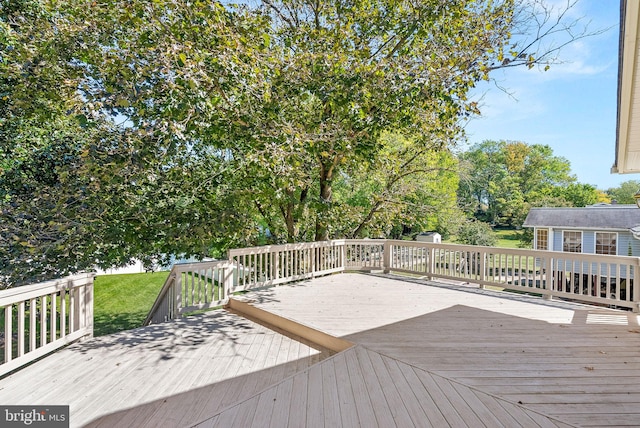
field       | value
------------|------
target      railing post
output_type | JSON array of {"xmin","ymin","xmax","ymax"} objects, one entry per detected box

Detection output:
[
  {"xmin": 85, "ymin": 276, "xmax": 94, "ymax": 338},
  {"xmin": 479, "ymin": 249, "xmax": 486, "ymax": 289},
  {"xmin": 272, "ymin": 252, "xmax": 278, "ymax": 281},
  {"xmin": 311, "ymin": 247, "xmax": 317, "ymax": 275},
  {"xmin": 222, "ymin": 264, "xmax": 234, "ymax": 302},
  {"xmin": 166, "ymin": 274, "xmax": 176, "ymax": 321},
  {"xmin": 71, "ymin": 289, "xmax": 79, "ymax": 334},
  {"xmin": 427, "ymin": 247, "xmax": 435, "ymax": 280},
  {"xmin": 633, "ymin": 259, "xmax": 640, "ymax": 313},
  {"xmin": 175, "ymin": 273, "xmax": 183, "ymax": 318},
  {"xmin": 383, "ymin": 240, "xmax": 391, "ymax": 273},
  {"xmin": 543, "ymin": 255, "xmax": 553, "ymax": 301},
  {"xmin": 340, "ymin": 241, "xmax": 347, "ymax": 272},
  {"xmin": 4, "ymin": 305, "xmax": 12, "ymax": 364},
  {"xmin": 78, "ymin": 285, "xmax": 86, "ymax": 335}
]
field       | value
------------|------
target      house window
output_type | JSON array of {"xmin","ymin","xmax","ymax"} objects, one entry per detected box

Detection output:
[
  {"xmin": 563, "ymin": 231, "xmax": 582, "ymax": 253},
  {"xmin": 535, "ymin": 229, "xmax": 548, "ymax": 250},
  {"xmin": 595, "ymin": 232, "xmax": 617, "ymax": 255}
]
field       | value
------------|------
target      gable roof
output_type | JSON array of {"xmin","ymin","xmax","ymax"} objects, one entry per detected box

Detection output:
[{"xmin": 523, "ymin": 204, "xmax": 640, "ymax": 229}]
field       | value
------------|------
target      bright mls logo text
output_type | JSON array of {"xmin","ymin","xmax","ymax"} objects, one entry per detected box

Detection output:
[{"xmin": 1, "ymin": 406, "xmax": 69, "ymax": 427}]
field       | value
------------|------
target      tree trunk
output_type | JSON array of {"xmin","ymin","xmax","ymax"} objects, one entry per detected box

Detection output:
[
  {"xmin": 315, "ymin": 162, "xmax": 333, "ymax": 241},
  {"xmin": 284, "ymin": 202, "xmax": 296, "ymax": 243}
]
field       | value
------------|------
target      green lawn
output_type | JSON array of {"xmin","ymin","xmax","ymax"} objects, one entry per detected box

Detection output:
[
  {"xmin": 443, "ymin": 228, "xmax": 527, "ymax": 249},
  {"xmin": 93, "ymin": 271, "xmax": 170, "ymax": 336},
  {"xmin": 494, "ymin": 229, "xmax": 523, "ymax": 249}
]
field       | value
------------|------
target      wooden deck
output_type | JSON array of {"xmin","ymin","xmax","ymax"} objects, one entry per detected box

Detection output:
[
  {"xmin": 0, "ymin": 310, "xmax": 333, "ymax": 427},
  {"xmin": 195, "ymin": 345, "xmax": 571, "ymax": 428},
  {"xmin": 2, "ymin": 272, "xmax": 640, "ymax": 427},
  {"xmin": 241, "ymin": 273, "xmax": 640, "ymax": 427}
]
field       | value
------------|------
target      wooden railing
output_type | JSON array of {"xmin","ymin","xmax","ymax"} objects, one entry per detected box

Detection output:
[
  {"xmin": 146, "ymin": 239, "xmax": 640, "ymax": 323},
  {"xmin": 228, "ymin": 241, "xmax": 345, "ymax": 291},
  {"xmin": 343, "ymin": 239, "xmax": 386, "ymax": 271},
  {"xmin": 0, "ymin": 273, "xmax": 94, "ymax": 377},
  {"xmin": 384, "ymin": 240, "xmax": 640, "ymax": 311},
  {"xmin": 145, "ymin": 260, "xmax": 234, "ymax": 325}
]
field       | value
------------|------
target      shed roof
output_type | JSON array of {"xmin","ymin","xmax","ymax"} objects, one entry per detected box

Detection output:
[{"xmin": 523, "ymin": 205, "xmax": 640, "ymax": 230}]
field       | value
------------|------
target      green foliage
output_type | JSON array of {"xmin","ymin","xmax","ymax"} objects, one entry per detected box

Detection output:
[
  {"xmin": 1, "ymin": 0, "xmax": 596, "ymax": 285},
  {"xmin": 606, "ymin": 180, "xmax": 640, "ymax": 204},
  {"xmin": 549, "ymin": 183, "xmax": 599, "ymax": 207},
  {"xmin": 0, "ymin": 0, "xmax": 261, "ymax": 285},
  {"xmin": 456, "ymin": 220, "xmax": 497, "ymax": 246},
  {"xmin": 458, "ymin": 140, "xmax": 581, "ymax": 227},
  {"xmin": 329, "ymin": 132, "xmax": 460, "ymax": 239},
  {"xmin": 234, "ymin": 0, "xmax": 519, "ymax": 241},
  {"xmin": 519, "ymin": 227, "xmax": 534, "ymax": 248}
]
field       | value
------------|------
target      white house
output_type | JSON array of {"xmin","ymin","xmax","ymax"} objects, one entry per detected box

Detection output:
[{"xmin": 523, "ymin": 204, "xmax": 640, "ymax": 256}]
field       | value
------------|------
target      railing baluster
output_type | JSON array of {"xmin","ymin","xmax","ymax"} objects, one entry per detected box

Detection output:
[
  {"xmin": 50, "ymin": 292, "xmax": 56, "ymax": 343},
  {"xmin": 5, "ymin": 305, "xmax": 12, "ymax": 363},
  {"xmin": 30, "ymin": 298, "xmax": 36, "ymax": 351},
  {"xmin": 40, "ymin": 295, "xmax": 47, "ymax": 347},
  {"xmin": 17, "ymin": 301, "xmax": 25, "ymax": 357},
  {"xmin": 60, "ymin": 289, "xmax": 66, "ymax": 338}
]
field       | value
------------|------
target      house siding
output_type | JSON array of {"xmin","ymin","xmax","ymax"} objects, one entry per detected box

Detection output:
[
  {"xmin": 535, "ymin": 227, "xmax": 640, "ymax": 257},
  {"xmin": 620, "ymin": 233, "xmax": 640, "ymax": 256},
  {"xmin": 552, "ymin": 230, "xmax": 563, "ymax": 252},
  {"xmin": 583, "ymin": 231, "xmax": 595, "ymax": 254}
]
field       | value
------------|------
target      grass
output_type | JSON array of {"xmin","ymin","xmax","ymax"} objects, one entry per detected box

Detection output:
[
  {"xmin": 443, "ymin": 228, "xmax": 527, "ymax": 249},
  {"xmin": 93, "ymin": 271, "xmax": 170, "ymax": 336},
  {"xmin": 494, "ymin": 229, "xmax": 524, "ymax": 249}
]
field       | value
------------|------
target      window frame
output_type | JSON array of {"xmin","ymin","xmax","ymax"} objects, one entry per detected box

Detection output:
[
  {"xmin": 595, "ymin": 231, "xmax": 617, "ymax": 256},
  {"xmin": 562, "ymin": 230, "xmax": 582, "ymax": 253},
  {"xmin": 535, "ymin": 228, "xmax": 549, "ymax": 251}
]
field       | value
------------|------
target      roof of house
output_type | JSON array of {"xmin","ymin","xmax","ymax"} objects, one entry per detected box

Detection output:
[
  {"xmin": 523, "ymin": 204, "xmax": 640, "ymax": 229},
  {"xmin": 614, "ymin": 0, "xmax": 640, "ymax": 174}
]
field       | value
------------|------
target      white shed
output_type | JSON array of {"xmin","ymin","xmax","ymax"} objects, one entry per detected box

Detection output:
[{"xmin": 415, "ymin": 232, "xmax": 441, "ymax": 243}]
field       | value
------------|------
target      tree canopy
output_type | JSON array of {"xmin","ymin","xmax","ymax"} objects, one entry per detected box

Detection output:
[
  {"xmin": 606, "ymin": 180, "xmax": 640, "ymax": 205},
  {"xmin": 458, "ymin": 140, "xmax": 599, "ymax": 226},
  {"xmin": 1, "ymin": 0, "xmax": 598, "ymax": 286}
]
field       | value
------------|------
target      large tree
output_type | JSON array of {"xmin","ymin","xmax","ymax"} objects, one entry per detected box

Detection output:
[
  {"xmin": 0, "ymin": 1, "xmax": 104, "ymax": 285},
  {"xmin": 1, "ymin": 0, "xmax": 597, "ymax": 284},
  {"xmin": 458, "ymin": 140, "xmax": 584, "ymax": 226},
  {"xmin": 0, "ymin": 0, "xmax": 262, "ymax": 285},
  {"xmin": 606, "ymin": 180, "xmax": 640, "ymax": 205}
]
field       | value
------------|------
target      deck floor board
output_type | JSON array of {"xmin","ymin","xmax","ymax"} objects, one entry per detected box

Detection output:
[
  {"xmin": 0, "ymin": 310, "xmax": 331, "ymax": 427},
  {"xmin": 244, "ymin": 273, "xmax": 640, "ymax": 427},
  {"xmin": 3, "ymin": 272, "xmax": 640, "ymax": 426}
]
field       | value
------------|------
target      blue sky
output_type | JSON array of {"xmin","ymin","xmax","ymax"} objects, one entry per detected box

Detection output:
[{"xmin": 463, "ymin": 0, "xmax": 626, "ymax": 190}]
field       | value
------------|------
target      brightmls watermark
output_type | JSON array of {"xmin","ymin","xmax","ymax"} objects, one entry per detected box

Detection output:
[{"xmin": 1, "ymin": 406, "xmax": 69, "ymax": 427}]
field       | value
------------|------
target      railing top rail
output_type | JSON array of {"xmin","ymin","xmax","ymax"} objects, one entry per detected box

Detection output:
[
  {"xmin": 0, "ymin": 272, "xmax": 95, "ymax": 307},
  {"xmin": 228, "ymin": 240, "xmax": 346, "ymax": 257},
  {"xmin": 385, "ymin": 239, "xmax": 640, "ymax": 264},
  {"xmin": 343, "ymin": 239, "xmax": 386, "ymax": 245},
  {"xmin": 171, "ymin": 260, "xmax": 232, "ymax": 273}
]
